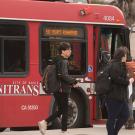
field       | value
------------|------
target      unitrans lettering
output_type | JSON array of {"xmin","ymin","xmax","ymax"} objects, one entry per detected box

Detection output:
[{"xmin": 0, "ymin": 84, "xmax": 39, "ymax": 96}]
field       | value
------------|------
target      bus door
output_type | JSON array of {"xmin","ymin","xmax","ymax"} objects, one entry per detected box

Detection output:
[{"xmin": 94, "ymin": 25, "xmax": 129, "ymax": 120}]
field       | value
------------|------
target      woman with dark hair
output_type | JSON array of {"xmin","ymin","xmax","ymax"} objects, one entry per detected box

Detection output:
[{"xmin": 105, "ymin": 47, "xmax": 134, "ymax": 135}]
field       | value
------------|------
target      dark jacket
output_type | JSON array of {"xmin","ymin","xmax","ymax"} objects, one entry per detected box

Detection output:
[
  {"xmin": 108, "ymin": 60, "xmax": 129, "ymax": 102},
  {"xmin": 55, "ymin": 55, "xmax": 77, "ymax": 93}
]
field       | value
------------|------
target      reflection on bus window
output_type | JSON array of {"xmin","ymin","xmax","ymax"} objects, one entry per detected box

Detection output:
[
  {"xmin": 0, "ymin": 22, "xmax": 27, "ymax": 75},
  {"xmin": 40, "ymin": 23, "xmax": 86, "ymax": 75}
]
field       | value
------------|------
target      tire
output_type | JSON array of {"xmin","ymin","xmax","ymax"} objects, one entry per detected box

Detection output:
[
  {"xmin": 51, "ymin": 91, "xmax": 84, "ymax": 129},
  {"xmin": 67, "ymin": 92, "xmax": 84, "ymax": 128}
]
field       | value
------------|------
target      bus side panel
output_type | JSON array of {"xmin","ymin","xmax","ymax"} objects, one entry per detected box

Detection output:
[
  {"xmin": 0, "ymin": 22, "xmax": 53, "ymax": 127},
  {"xmin": 0, "ymin": 96, "xmax": 52, "ymax": 127}
]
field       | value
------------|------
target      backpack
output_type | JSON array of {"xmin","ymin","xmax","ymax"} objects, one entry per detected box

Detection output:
[
  {"xmin": 95, "ymin": 64, "xmax": 112, "ymax": 96},
  {"xmin": 41, "ymin": 63, "xmax": 60, "ymax": 94}
]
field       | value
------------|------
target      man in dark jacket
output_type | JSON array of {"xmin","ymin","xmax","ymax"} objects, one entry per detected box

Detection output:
[
  {"xmin": 38, "ymin": 42, "xmax": 78, "ymax": 135},
  {"xmin": 105, "ymin": 47, "xmax": 134, "ymax": 135}
]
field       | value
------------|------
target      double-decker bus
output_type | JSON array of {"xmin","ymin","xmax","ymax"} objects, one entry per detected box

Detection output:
[{"xmin": 0, "ymin": 0, "xmax": 132, "ymax": 129}]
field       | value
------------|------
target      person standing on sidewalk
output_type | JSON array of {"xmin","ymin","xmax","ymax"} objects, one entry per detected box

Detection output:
[
  {"xmin": 125, "ymin": 83, "xmax": 135, "ymax": 129},
  {"xmin": 38, "ymin": 42, "xmax": 78, "ymax": 135},
  {"xmin": 105, "ymin": 47, "xmax": 134, "ymax": 135}
]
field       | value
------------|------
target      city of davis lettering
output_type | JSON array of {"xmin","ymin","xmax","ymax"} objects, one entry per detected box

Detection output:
[{"xmin": 0, "ymin": 81, "xmax": 39, "ymax": 96}]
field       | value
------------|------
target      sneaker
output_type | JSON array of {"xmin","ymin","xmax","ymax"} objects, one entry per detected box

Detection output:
[
  {"xmin": 60, "ymin": 131, "xmax": 69, "ymax": 135},
  {"xmin": 125, "ymin": 119, "xmax": 134, "ymax": 129},
  {"xmin": 38, "ymin": 120, "xmax": 47, "ymax": 135}
]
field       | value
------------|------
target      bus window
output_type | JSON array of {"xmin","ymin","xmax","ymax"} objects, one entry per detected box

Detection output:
[
  {"xmin": 40, "ymin": 23, "xmax": 87, "ymax": 75},
  {"xmin": 4, "ymin": 40, "xmax": 26, "ymax": 72},
  {"xmin": 68, "ymin": 41, "xmax": 86, "ymax": 75},
  {"xmin": 100, "ymin": 29, "xmax": 112, "ymax": 52},
  {"xmin": 99, "ymin": 27, "xmax": 125, "ymax": 50},
  {"xmin": 96, "ymin": 26, "xmax": 126, "ymax": 70},
  {"xmin": 0, "ymin": 22, "xmax": 28, "ymax": 75}
]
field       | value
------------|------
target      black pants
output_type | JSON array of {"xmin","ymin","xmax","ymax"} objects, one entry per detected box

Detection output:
[
  {"xmin": 46, "ymin": 92, "xmax": 69, "ymax": 131},
  {"xmin": 106, "ymin": 99, "xmax": 129, "ymax": 135}
]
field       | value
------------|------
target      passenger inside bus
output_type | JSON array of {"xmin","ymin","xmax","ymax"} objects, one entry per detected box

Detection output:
[{"xmin": 7, "ymin": 58, "xmax": 24, "ymax": 72}]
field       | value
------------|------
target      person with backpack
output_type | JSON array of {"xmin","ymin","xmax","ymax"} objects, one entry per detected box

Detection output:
[
  {"xmin": 38, "ymin": 42, "xmax": 78, "ymax": 135},
  {"xmin": 105, "ymin": 47, "xmax": 134, "ymax": 135}
]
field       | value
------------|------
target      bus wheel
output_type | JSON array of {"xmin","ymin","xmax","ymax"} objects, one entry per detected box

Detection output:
[
  {"xmin": 67, "ymin": 92, "xmax": 84, "ymax": 128},
  {"xmin": 51, "ymin": 92, "xmax": 84, "ymax": 129}
]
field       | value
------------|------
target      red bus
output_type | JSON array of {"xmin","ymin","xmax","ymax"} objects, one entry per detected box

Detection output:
[{"xmin": 0, "ymin": 0, "xmax": 131, "ymax": 129}]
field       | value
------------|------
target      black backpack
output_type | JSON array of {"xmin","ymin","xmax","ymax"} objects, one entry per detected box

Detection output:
[
  {"xmin": 95, "ymin": 64, "xmax": 112, "ymax": 96},
  {"xmin": 41, "ymin": 63, "xmax": 60, "ymax": 94}
]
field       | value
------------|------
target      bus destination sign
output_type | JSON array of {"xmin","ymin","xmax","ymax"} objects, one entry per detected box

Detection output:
[{"xmin": 42, "ymin": 27, "xmax": 84, "ymax": 38}]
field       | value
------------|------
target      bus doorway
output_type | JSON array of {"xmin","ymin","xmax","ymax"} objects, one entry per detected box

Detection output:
[{"xmin": 94, "ymin": 25, "xmax": 130, "ymax": 120}]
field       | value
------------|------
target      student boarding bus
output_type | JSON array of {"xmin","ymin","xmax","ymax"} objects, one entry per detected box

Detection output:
[{"xmin": 0, "ymin": 0, "xmax": 132, "ymax": 129}]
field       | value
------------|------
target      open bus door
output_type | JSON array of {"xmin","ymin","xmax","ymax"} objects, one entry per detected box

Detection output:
[
  {"xmin": 94, "ymin": 26, "xmax": 111, "ymax": 121},
  {"xmin": 94, "ymin": 25, "xmax": 131, "ymax": 121}
]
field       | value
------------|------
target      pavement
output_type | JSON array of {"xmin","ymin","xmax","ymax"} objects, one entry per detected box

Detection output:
[{"xmin": 0, "ymin": 125, "xmax": 135, "ymax": 135}]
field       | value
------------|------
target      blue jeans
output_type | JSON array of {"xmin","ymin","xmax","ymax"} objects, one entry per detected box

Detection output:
[{"xmin": 106, "ymin": 99, "xmax": 129, "ymax": 135}]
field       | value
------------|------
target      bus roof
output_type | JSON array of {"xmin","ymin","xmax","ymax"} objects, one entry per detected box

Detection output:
[{"xmin": 0, "ymin": 0, "xmax": 126, "ymax": 25}]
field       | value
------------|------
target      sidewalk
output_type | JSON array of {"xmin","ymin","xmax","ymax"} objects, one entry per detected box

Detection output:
[{"xmin": 0, "ymin": 126, "xmax": 135, "ymax": 135}]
